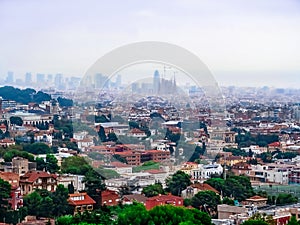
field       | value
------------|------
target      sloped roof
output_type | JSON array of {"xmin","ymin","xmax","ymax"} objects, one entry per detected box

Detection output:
[
  {"xmin": 68, "ymin": 192, "xmax": 96, "ymax": 206},
  {"xmin": 20, "ymin": 171, "xmax": 57, "ymax": 183},
  {"xmin": 190, "ymin": 183, "xmax": 219, "ymax": 194},
  {"xmin": 123, "ymin": 194, "xmax": 148, "ymax": 203}
]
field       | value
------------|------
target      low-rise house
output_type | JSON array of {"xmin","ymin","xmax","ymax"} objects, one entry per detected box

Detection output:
[
  {"xmin": 101, "ymin": 189, "xmax": 120, "ymax": 206},
  {"xmin": 68, "ymin": 192, "xmax": 95, "ymax": 215},
  {"xmin": 0, "ymin": 123, "xmax": 7, "ymax": 133},
  {"xmin": 76, "ymin": 138, "xmax": 94, "ymax": 151},
  {"xmin": 145, "ymin": 194, "xmax": 183, "ymax": 210},
  {"xmin": 191, "ymin": 163, "xmax": 223, "ymax": 180},
  {"xmin": 147, "ymin": 169, "xmax": 168, "ymax": 186},
  {"xmin": 123, "ymin": 194, "xmax": 148, "ymax": 205},
  {"xmin": 20, "ymin": 171, "xmax": 57, "ymax": 195},
  {"xmin": 181, "ymin": 183, "xmax": 219, "ymax": 199},
  {"xmin": 180, "ymin": 162, "xmax": 198, "ymax": 175},
  {"xmin": 128, "ymin": 128, "xmax": 147, "ymax": 138},
  {"xmin": 0, "ymin": 138, "xmax": 15, "ymax": 147}
]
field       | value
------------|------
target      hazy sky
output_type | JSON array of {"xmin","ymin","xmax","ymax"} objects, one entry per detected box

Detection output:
[{"xmin": 1, "ymin": 0, "xmax": 300, "ymax": 88}]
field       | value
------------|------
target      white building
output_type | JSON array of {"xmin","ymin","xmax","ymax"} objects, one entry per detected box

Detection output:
[
  {"xmin": 191, "ymin": 163, "xmax": 223, "ymax": 180},
  {"xmin": 57, "ymin": 174, "xmax": 85, "ymax": 192}
]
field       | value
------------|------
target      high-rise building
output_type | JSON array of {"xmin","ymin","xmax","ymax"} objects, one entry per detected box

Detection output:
[
  {"xmin": 47, "ymin": 74, "xmax": 53, "ymax": 83},
  {"xmin": 25, "ymin": 73, "xmax": 32, "ymax": 85},
  {"xmin": 36, "ymin": 73, "xmax": 45, "ymax": 83},
  {"xmin": 153, "ymin": 70, "xmax": 160, "ymax": 94},
  {"xmin": 55, "ymin": 73, "xmax": 64, "ymax": 90},
  {"xmin": 6, "ymin": 71, "xmax": 14, "ymax": 83}
]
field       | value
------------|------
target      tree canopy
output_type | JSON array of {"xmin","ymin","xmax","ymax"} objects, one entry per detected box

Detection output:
[
  {"xmin": 191, "ymin": 190, "xmax": 221, "ymax": 218},
  {"xmin": 166, "ymin": 170, "xmax": 191, "ymax": 196},
  {"xmin": 61, "ymin": 156, "xmax": 92, "ymax": 175},
  {"xmin": 0, "ymin": 178, "xmax": 11, "ymax": 222}
]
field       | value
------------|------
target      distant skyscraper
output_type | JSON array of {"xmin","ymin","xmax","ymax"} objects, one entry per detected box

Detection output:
[
  {"xmin": 94, "ymin": 73, "xmax": 109, "ymax": 89},
  {"xmin": 25, "ymin": 73, "xmax": 32, "ymax": 85},
  {"xmin": 6, "ymin": 71, "xmax": 14, "ymax": 83},
  {"xmin": 47, "ymin": 74, "xmax": 53, "ymax": 83},
  {"xmin": 36, "ymin": 73, "xmax": 45, "ymax": 83},
  {"xmin": 55, "ymin": 73, "xmax": 64, "ymax": 90},
  {"xmin": 153, "ymin": 70, "xmax": 160, "ymax": 94}
]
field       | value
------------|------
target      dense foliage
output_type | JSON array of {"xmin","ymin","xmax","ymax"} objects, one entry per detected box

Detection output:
[
  {"xmin": 23, "ymin": 185, "xmax": 71, "ymax": 218},
  {"xmin": 61, "ymin": 156, "xmax": 92, "ymax": 175},
  {"xmin": 166, "ymin": 170, "xmax": 192, "ymax": 196},
  {"xmin": 0, "ymin": 86, "xmax": 51, "ymax": 104},
  {"xmin": 205, "ymin": 175, "xmax": 254, "ymax": 201},
  {"xmin": 0, "ymin": 178, "xmax": 11, "ymax": 222},
  {"xmin": 142, "ymin": 182, "xmax": 165, "ymax": 197},
  {"xmin": 117, "ymin": 203, "xmax": 212, "ymax": 225}
]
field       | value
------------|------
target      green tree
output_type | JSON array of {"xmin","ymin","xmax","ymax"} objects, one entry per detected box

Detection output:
[
  {"xmin": 57, "ymin": 97, "xmax": 73, "ymax": 107},
  {"xmin": 116, "ymin": 202, "xmax": 150, "ymax": 225},
  {"xmin": 204, "ymin": 178, "xmax": 225, "ymax": 193},
  {"xmin": 276, "ymin": 193, "xmax": 298, "ymax": 205},
  {"xmin": 10, "ymin": 116, "xmax": 23, "ymax": 126},
  {"xmin": 61, "ymin": 156, "xmax": 92, "ymax": 175},
  {"xmin": 45, "ymin": 154, "xmax": 60, "ymax": 173},
  {"xmin": 166, "ymin": 170, "xmax": 191, "ymax": 196},
  {"xmin": 0, "ymin": 178, "xmax": 11, "ymax": 222},
  {"xmin": 23, "ymin": 191, "xmax": 42, "ymax": 216},
  {"xmin": 142, "ymin": 182, "xmax": 165, "ymax": 197},
  {"xmin": 52, "ymin": 184, "xmax": 71, "ymax": 217},
  {"xmin": 107, "ymin": 132, "xmax": 118, "ymax": 142},
  {"xmin": 3, "ymin": 149, "xmax": 35, "ymax": 162},
  {"xmin": 222, "ymin": 197, "xmax": 234, "ymax": 205},
  {"xmin": 98, "ymin": 126, "xmax": 107, "ymax": 142},
  {"xmin": 23, "ymin": 142, "xmax": 52, "ymax": 154},
  {"xmin": 191, "ymin": 190, "xmax": 221, "ymax": 217},
  {"xmin": 36, "ymin": 157, "xmax": 47, "ymax": 171},
  {"xmin": 4, "ymin": 207, "xmax": 28, "ymax": 225},
  {"xmin": 287, "ymin": 216, "xmax": 299, "ymax": 225},
  {"xmin": 83, "ymin": 170, "xmax": 106, "ymax": 208},
  {"xmin": 37, "ymin": 196, "xmax": 54, "ymax": 218},
  {"xmin": 68, "ymin": 183, "xmax": 75, "ymax": 194},
  {"xmin": 149, "ymin": 205, "xmax": 212, "ymax": 225}
]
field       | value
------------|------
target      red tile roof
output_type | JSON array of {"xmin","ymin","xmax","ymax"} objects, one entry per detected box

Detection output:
[
  {"xmin": 20, "ymin": 171, "xmax": 57, "ymax": 183},
  {"xmin": 0, "ymin": 139, "xmax": 15, "ymax": 144},
  {"xmin": 191, "ymin": 183, "xmax": 219, "ymax": 194},
  {"xmin": 68, "ymin": 192, "xmax": 96, "ymax": 206},
  {"xmin": 147, "ymin": 194, "xmax": 183, "ymax": 202}
]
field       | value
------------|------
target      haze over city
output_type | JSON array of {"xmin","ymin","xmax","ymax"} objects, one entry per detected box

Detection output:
[{"xmin": 1, "ymin": 0, "xmax": 300, "ymax": 88}]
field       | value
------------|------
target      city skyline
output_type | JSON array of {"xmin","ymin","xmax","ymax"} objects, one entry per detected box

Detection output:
[{"xmin": 1, "ymin": 0, "xmax": 300, "ymax": 88}]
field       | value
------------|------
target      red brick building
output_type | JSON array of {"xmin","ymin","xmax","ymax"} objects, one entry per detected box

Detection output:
[
  {"xmin": 145, "ymin": 194, "xmax": 184, "ymax": 210},
  {"xmin": 101, "ymin": 189, "xmax": 120, "ymax": 206},
  {"xmin": 115, "ymin": 151, "xmax": 141, "ymax": 166},
  {"xmin": 141, "ymin": 150, "xmax": 170, "ymax": 163}
]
